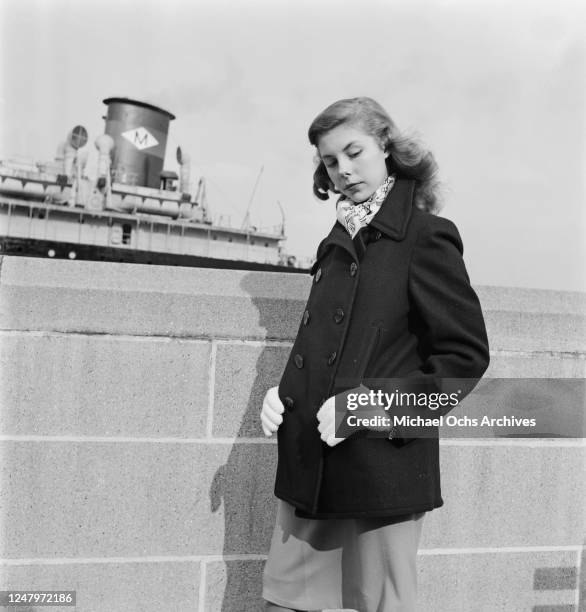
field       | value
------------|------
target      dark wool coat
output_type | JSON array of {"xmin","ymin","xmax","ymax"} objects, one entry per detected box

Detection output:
[{"xmin": 275, "ymin": 178, "xmax": 490, "ymax": 519}]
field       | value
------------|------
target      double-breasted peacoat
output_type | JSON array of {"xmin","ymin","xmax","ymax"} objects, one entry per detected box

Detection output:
[{"xmin": 275, "ymin": 178, "xmax": 490, "ymax": 519}]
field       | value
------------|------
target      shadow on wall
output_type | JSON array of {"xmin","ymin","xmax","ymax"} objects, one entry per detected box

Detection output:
[{"xmin": 208, "ymin": 272, "xmax": 303, "ymax": 611}]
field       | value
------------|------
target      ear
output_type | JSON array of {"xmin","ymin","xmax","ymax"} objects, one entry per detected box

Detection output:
[
  {"xmin": 378, "ymin": 137, "xmax": 390, "ymax": 158},
  {"xmin": 380, "ymin": 127, "xmax": 392, "ymax": 158}
]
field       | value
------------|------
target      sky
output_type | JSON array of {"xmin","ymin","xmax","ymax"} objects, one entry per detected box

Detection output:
[{"xmin": 1, "ymin": 0, "xmax": 584, "ymax": 291}]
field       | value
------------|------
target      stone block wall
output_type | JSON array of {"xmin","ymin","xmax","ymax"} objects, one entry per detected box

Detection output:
[{"xmin": 0, "ymin": 256, "xmax": 584, "ymax": 611}]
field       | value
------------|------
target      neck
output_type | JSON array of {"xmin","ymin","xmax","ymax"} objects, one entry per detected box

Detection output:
[{"xmin": 349, "ymin": 174, "xmax": 393, "ymax": 205}]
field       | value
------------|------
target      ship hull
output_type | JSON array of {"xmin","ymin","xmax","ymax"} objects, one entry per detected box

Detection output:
[{"xmin": 0, "ymin": 236, "xmax": 306, "ymax": 273}]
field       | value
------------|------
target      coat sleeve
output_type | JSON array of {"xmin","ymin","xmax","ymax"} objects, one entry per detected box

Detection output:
[{"xmin": 373, "ymin": 216, "xmax": 490, "ymax": 444}]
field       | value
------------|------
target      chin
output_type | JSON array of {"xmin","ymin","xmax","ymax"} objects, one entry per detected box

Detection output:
[{"xmin": 352, "ymin": 188, "xmax": 375, "ymax": 203}]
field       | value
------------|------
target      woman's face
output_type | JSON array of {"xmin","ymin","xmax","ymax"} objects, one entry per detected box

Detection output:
[{"xmin": 317, "ymin": 122, "xmax": 389, "ymax": 203}]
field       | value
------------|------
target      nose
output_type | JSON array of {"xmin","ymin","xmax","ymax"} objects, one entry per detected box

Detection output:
[{"xmin": 337, "ymin": 156, "xmax": 352, "ymax": 176}]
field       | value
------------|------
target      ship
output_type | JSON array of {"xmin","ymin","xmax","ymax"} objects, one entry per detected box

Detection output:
[{"xmin": 0, "ymin": 97, "xmax": 302, "ymax": 272}]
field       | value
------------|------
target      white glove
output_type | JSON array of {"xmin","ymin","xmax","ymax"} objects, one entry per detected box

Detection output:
[
  {"xmin": 260, "ymin": 386, "xmax": 284, "ymax": 437},
  {"xmin": 317, "ymin": 396, "xmax": 345, "ymax": 447}
]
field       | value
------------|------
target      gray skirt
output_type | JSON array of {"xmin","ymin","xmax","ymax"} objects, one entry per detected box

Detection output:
[{"xmin": 262, "ymin": 500, "xmax": 425, "ymax": 612}]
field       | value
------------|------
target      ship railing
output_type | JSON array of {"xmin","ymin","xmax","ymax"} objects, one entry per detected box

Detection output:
[{"xmin": 0, "ymin": 161, "xmax": 67, "ymax": 187}]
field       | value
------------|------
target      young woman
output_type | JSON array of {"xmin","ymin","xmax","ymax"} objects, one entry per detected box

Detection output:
[{"xmin": 260, "ymin": 97, "xmax": 490, "ymax": 612}]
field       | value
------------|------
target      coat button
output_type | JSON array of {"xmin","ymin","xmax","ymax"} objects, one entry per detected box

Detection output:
[
  {"xmin": 350, "ymin": 262, "xmax": 358, "ymax": 277},
  {"xmin": 315, "ymin": 267, "xmax": 322, "ymax": 282},
  {"xmin": 303, "ymin": 309, "xmax": 310, "ymax": 325},
  {"xmin": 333, "ymin": 307, "xmax": 344, "ymax": 323},
  {"xmin": 327, "ymin": 351, "xmax": 337, "ymax": 366},
  {"xmin": 283, "ymin": 396, "xmax": 295, "ymax": 411},
  {"xmin": 374, "ymin": 230, "xmax": 382, "ymax": 240},
  {"xmin": 294, "ymin": 354, "xmax": 304, "ymax": 369}
]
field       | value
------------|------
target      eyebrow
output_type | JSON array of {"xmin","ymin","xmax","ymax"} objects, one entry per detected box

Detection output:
[{"xmin": 321, "ymin": 141, "xmax": 362, "ymax": 159}]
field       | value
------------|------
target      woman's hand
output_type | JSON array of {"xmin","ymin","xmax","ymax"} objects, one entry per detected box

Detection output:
[
  {"xmin": 317, "ymin": 396, "xmax": 345, "ymax": 447},
  {"xmin": 260, "ymin": 386, "xmax": 285, "ymax": 437}
]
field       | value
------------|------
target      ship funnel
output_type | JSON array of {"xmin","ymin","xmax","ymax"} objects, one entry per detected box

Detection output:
[{"xmin": 102, "ymin": 97, "xmax": 175, "ymax": 189}]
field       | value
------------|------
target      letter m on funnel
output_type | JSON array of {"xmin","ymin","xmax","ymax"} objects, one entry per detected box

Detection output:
[{"xmin": 122, "ymin": 127, "xmax": 159, "ymax": 150}]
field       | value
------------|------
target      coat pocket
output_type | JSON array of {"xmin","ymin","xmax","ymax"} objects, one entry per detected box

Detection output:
[{"xmin": 354, "ymin": 324, "xmax": 383, "ymax": 380}]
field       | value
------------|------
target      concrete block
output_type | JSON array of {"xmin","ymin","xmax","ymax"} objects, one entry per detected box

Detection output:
[
  {"xmin": 0, "ymin": 258, "xmax": 309, "ymax": 340},
  {"xmin": 0, "ymin": 285, "xmax": 306, "ymax": 341},
  {"xmin": 486, "ymin": 353, "xmax": 586, "ymax": 378},
  {"xmin": 205, "ymin": 559, "xmax": 265, "ymax": 612},
  {"xmin": 484, "ymin": 310, "xmax": 586, "ymax": 353},
  {"xmin": 0, "ymin": 256, "xmax": 309, "ymax": 299},
  {"xmin": 420, "ymin": 445, "xmax": 586, "ymax": 549},
  {"xmin": 213, "ymin": 343, "xmax": 291, "ymax": 437},
  {"xmin": 476, "ymin": 285, "xmax": 586, "ymax": 315},
  {"xmin": 0, "ymin": 441, "xmax": 277, "ymax": 558},
  {"xmin": 0, "ymin": 561, "xmax": 199, "ymax": 612},
  {"xmin": 0, "ymin": 334, "xmax": 210, "ymax": 438},
  {"xmin": 417, "ymin": 550, "xmax": 579, "ymax": 611},
  {"xmin": 477, "ymin": 283, "xmax": 586, "ymax": 355}
]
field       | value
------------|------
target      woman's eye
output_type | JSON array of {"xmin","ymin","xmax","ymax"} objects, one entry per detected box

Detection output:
[
  {"xmin": 324, "ymin": 159, "xmax": 337, "ymax": 168},
  {"xmin": 349, "ymin": 150, "xmax": 362, "ymax": 158}
]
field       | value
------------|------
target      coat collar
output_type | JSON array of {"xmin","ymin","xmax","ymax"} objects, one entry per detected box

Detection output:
[
  {"xmin": 313, "ymin": 178, "xmax": 416, "ymax": 265},
  {"xmin": 369, "ymin": 177, "xmax": 416, "ymax": 240}
]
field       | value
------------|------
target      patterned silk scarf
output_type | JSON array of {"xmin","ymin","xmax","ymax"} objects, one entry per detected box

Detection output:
[{"xmin": 336, "ymin": 174, "xmax": 396, "ymax": 238}]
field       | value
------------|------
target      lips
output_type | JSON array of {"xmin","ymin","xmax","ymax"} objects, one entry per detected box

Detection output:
[{"xmin": 344, "ymin": 182, "xmax": 363, "ymax": 190}]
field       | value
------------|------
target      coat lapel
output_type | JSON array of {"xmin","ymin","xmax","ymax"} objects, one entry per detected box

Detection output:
[
  {"xmin": 314, "ymin": 220, "xmax": 358, "ymax": 265},
  {"xmin": 369, "ymin": 178, "xmax": 416, "ymax": 241}
]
